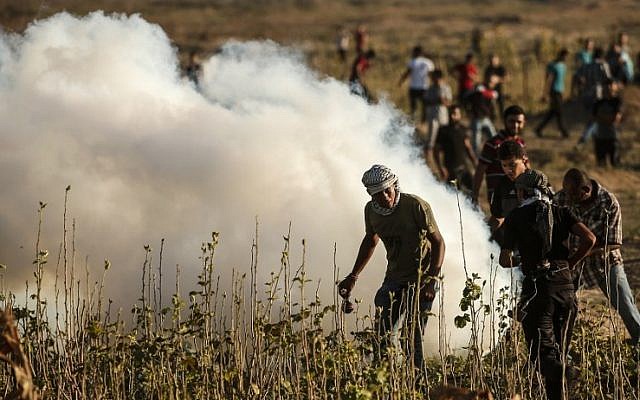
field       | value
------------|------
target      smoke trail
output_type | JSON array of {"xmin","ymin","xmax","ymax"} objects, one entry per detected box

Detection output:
[{"xmin": 0, "ymin": 11, "xmax": 507, "ymax": 350}]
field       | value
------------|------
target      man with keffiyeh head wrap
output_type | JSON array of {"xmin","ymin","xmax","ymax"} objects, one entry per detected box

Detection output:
[
  {"xmin": 499, "ymin": 169, "xmax": 595, "ymax": 400},
  {"xmin": 338, "ymin": 164, "xmax": 445, "ymax": 375}
]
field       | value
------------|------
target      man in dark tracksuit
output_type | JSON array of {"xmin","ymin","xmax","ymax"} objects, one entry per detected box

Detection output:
[{"xmin": 499, "ymin": 169, "xmax": 595, "ymax": 400}]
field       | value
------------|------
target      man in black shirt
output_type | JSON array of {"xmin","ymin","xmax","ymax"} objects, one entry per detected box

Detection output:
[
  {"xmin": 433, "ymin": 105, "xmax": 477, "ymax": 192},
  {"xmin": 500, "ymin": 169, "xmax": 595, "ymax": 400},
  {"xmin": 488, "ymin": 140, "xmax": 529, "ymax": 246},
  {"xmin": 592, "ymin": 78, "xmax": 622, "ymax": 167}
]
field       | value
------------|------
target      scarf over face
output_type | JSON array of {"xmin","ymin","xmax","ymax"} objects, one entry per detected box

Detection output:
[
  {"xmin": 515, "ymin": 169, "xmax": 554, "ymax": 259},
  {"xmin": 361, "ymin": 164, "xmax": 401, "ymax": 216}
]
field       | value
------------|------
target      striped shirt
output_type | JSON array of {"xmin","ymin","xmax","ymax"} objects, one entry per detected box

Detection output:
[
  {"xmin": 478, "ymin": 131, "xmax": 526, "ymax": 201},
  {"xmin": 555, "ymin": 180, "xmax": 623, "ymax": 288}
]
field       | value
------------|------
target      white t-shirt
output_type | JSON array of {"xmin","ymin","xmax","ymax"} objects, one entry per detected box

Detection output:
[{"xmin": 407, "ymin": 56, "xmax": 435, "ymax": 90}]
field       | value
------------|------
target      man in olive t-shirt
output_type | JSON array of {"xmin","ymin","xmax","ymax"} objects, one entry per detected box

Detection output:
[{"xmin": 338, "ymin": 164, "xmax": 446, "ymax": 372}]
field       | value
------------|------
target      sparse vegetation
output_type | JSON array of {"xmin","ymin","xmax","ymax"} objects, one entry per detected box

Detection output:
[{"xmin": 0, "ymin": 200, "xmax": 637, "ymax": 399}]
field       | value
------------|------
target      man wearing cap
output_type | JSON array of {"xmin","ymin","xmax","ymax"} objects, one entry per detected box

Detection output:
[
  {"xmin": 338, "ymin": 165, "xmax": 445, "ymax": 373},
  {"xmin": 499, "ymin": 169, "xmax": 595, "ymax": 400}
]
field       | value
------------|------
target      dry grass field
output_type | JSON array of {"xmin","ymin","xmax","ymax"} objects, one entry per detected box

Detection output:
[{"xmin": 2, "ymin": 1, "xmax": 640, "ymax": 398}]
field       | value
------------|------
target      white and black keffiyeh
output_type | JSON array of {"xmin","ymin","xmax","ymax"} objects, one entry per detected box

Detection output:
[{"xmin": 361, "ymin": 164, "xmax": 401, "ymax": 216}]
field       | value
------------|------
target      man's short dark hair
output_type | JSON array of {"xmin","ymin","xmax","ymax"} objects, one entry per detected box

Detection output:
[
  {"xmin": 503, "ymin": 105, "xmax": 525, "ymax": 120},
  {"xmin": 563, "ymin": 168, "xmax": 590, "ymax": 187},
  {"xmin": 498, "ymin": 140, "xmax": 526, "ymax": 160},
  {"xmin": 558, "ymin": 48, "xmax": 569, "ymax": 60}
]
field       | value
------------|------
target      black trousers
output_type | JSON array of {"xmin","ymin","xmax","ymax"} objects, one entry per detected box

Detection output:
[
  {"xmin": 519, "ymin": 273, "xmax": 577, "ymax": 400},
  {"xmin": 594, "ymin": 138, "xmax": 620, "ymax": 167},
  {"xmin": 374, "ymin": 281, "xmax": 433, "ymax": 372},
  {"xmin": 408, "ymin": 88, "xmax": 427, "ymax": 123},
  {"xmin": 536, "ymin": 90, "xmax": 569, "ymax": 137}
]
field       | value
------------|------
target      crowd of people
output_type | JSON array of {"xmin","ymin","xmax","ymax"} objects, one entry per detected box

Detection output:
[
  {"xmin": 339, "ymin": 160, "xmax": 639, "ymax": 399},
  {"xmin": 335, "ymin": 27, "xmax": 639, "ymax": 400},
  {"xmin": 333, "ymin": 25, "xmax": 636, "ymax": 172},
  {"xmin": 339, "ymin": 155, "xmax": 639, "ymax": 399},
  {"xmin": 178, "ymin": 28, "xmax": 639, "ymax": 398}
]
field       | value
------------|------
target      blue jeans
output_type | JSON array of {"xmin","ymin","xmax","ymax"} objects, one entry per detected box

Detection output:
[
  {"xmin": 598, "ymin": 263, "xmax": 640, "ymax": 342},
  {"xmin": 470, "ymin": 117, "xmax": 497, "ymax": 154},
  {"xmin": 374, "ymin": 280, "xmax": 435, "ymax": 371}
]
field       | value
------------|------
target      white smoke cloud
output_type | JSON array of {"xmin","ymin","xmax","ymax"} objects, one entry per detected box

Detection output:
[{"xmin": 0, "ymin": 11, "xmax": 508, "ymax": 351}]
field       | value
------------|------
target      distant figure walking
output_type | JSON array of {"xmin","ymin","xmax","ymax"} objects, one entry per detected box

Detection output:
[
  {"xmin": 484, "ymin": 54, "xmax": 507, "ymax": 118},
  {"xmin": 423, "ymin": 69, "xmax": 452, "ymax": 150},
  {"xmin": 535, "ymin": 49, "xmax": 570, "ymax": 138},
  {"xmin": 349, "ymin": 50, "xmax": 376, "ymax": 102},
  {"xmin": 335, "ymin": 26, "xmax": 350, "ymax": 62},
  {"xmin": 354, "ymin": 24, "xmax": 369, "ymax": 55},
  {"xmin": 432, "ymin": 105, "xmax": 477, "ymax": 192},
  {"xmin": 617, "ymin": 32, "xmax": 635, "ymax": 84},
  {"xmin": 591, "ymin": 79, "xmax": 623, "ymax": 167},
  {"xmin": 577, "ymin": 47, "xmax": 611, "ymax": 112},
  {"xmin": 467, "ymin": 75, "xmax": 499, "ymax": 153},
  {"xmin": 607, "ymin": 33, "xmax": 634, "ymax": 85},
  {"xmin": 571, "ymin": 38, "xmax": 594, "ymax": 98},
  {"xmin": 454, "ymin": 52, "xmax": 478, "ymax": 107},
  {"xmin": 576, "ymin": 47, "xmax": 612, "ymax": 145},
  {"xmin": 398, "ymin": 45, "xmax": 434, "ymax": 123},
  {"xmin": 185, "ymin": 50, "xmax": 202, "ymax": 88}
]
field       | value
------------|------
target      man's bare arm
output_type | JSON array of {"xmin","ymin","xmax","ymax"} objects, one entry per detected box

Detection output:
[
  {"xmin": 421, "ymin": 228, "xmax": 445, "ymax": 302},
  {"xmin": 433, "ymin": 145, "xmax": 448, "ymax": 180},
  {"xmin": 463, "ymin": 137, "xmax": 478, "ymax": 166},
  {"xmin": 351, "ymin": 233, "xmax": 379, "ymax": 276},
  {"xmin": 398, "ymin": 68, "xmax": 410, "ymax": 86},
  {"xmin": 338, "ymin": 233, "xmax": 379, "ymax": 297},
  {"xmin": 425, "ymin": 228, "xmax": 445, "ymax": 278},
  {"xmin": 488, "ymin": 216, "xmax": 504, "ymax": 233}
]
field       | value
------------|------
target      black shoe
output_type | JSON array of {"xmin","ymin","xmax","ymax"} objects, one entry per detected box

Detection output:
[
  {"xmin": 561, "ymin": 130, "xmax": 570, "ymax": 138},
  {"xmin": 535, "ymin": 129, "xmax": 543, "ymax": 138}
]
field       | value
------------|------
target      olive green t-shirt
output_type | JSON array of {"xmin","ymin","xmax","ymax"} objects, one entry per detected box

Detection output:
[{"xmin": 364, "ymin": 193, "xmax": 438, "ymax": 284}]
